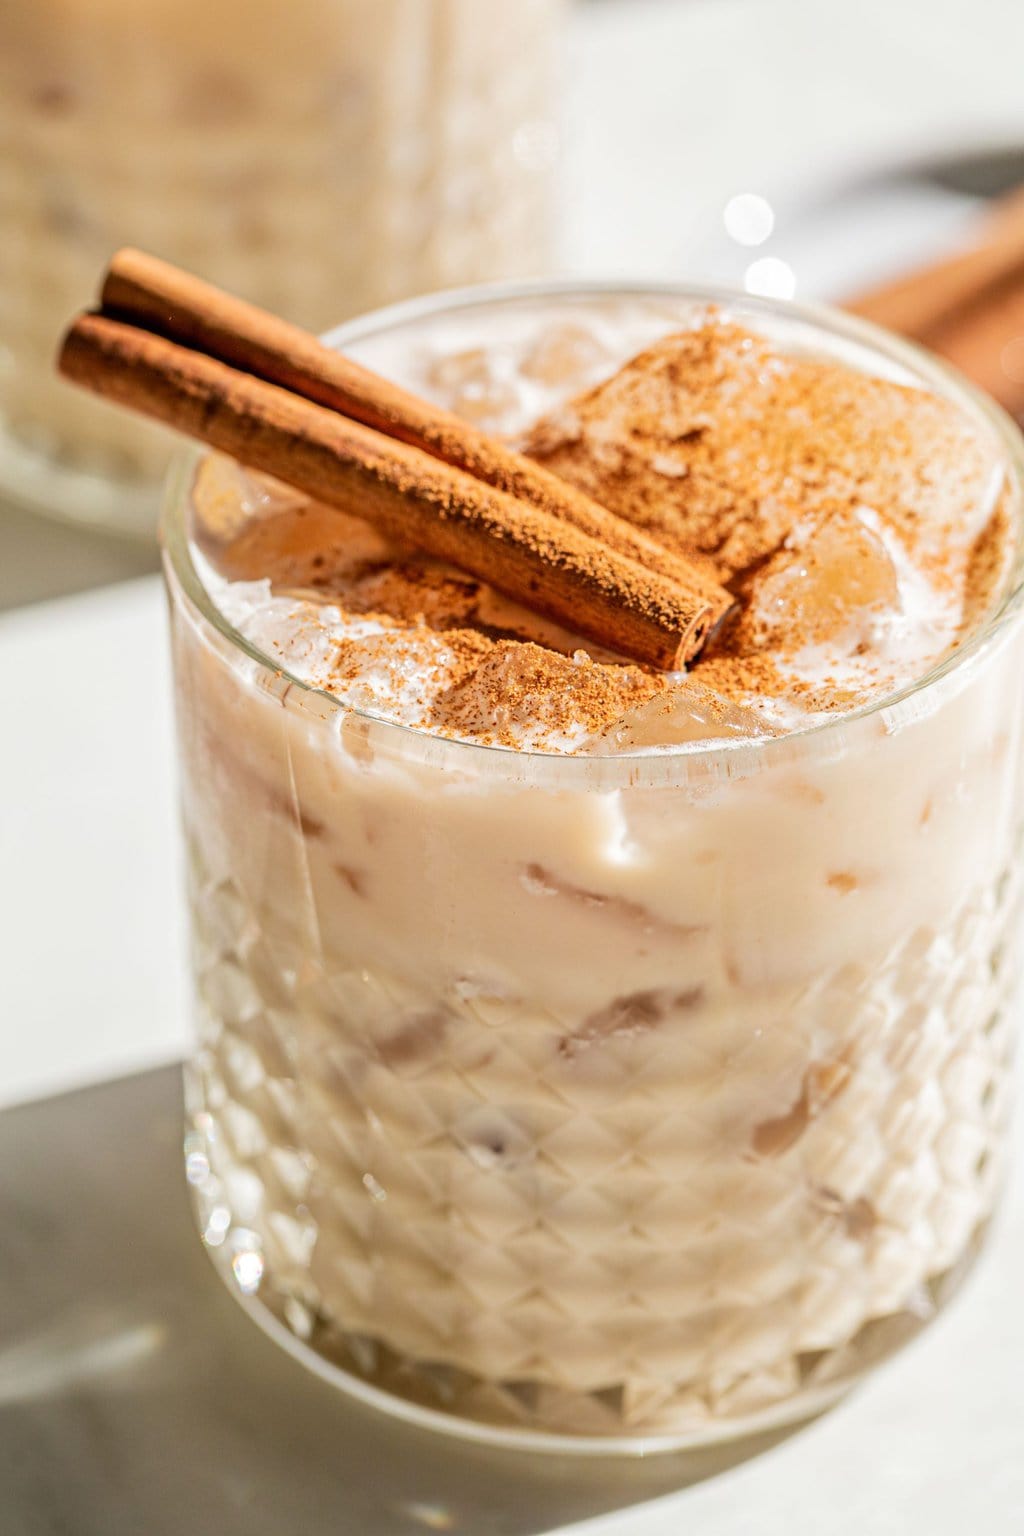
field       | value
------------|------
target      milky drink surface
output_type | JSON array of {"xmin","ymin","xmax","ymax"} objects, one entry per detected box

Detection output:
[{"xmin": 168, "ymin": 288, "xmax": 1024, "ymax": 1443}]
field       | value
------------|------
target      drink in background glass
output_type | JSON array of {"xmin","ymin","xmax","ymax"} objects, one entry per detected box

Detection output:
[
  {"xmin": 0, "ymin": 0, "xmax": 562, "ymax": 535},
  {"xmin": 163, "ymin": 284, "xmax": 1024, "ymax": 1450}
]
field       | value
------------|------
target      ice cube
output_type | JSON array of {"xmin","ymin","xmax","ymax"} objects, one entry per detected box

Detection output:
[
  {"xmin": 425, "ymin": 346, "xmax": 521, "ymax": 426},
  {"xmin": 191, "ymin": 455, "xmax": 309, "ymax": 547},
  {"xmin": 521, "ymin": 322, "xmax": 613, "ymax": 387},
  {"xmin": 747, "ymin": 506, "xmax": 902, "ymax": 652},
  {"xmin": 598, "ymin": 680, "xmax": 771, "ymax": 751},
  {"xmin": 198, "ymin": 494, "xmax": 386, "ymax": 587},
  {"xmin": 431, "ymin": 643, "xmax": 657, "ymax": 750}
]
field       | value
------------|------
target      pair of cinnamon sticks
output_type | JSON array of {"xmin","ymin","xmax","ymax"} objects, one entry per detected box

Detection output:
[{"xmin": 59, "ymin": 252, "xmax": 732, "ymax": 670}]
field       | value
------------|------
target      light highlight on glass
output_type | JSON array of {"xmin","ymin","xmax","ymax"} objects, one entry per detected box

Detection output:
[
  {"xmin": 744, "ymin": 256, "xmax": 796, "ymax": 300},
  {"xmin": 231, "ymin": 1249, "xmax": 265, "ymax": 1296}
]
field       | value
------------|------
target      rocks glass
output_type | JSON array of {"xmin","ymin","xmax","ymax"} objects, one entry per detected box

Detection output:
[{"xmin": 164, "ymin": 284, "xmax": 1024, "ymax": 1450}]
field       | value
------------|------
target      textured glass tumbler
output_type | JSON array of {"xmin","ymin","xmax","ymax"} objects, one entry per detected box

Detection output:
[
  {"xmin": 0, "ymin": 0, "xmax": 562, "ymax": 535},
  {"xmin": 164, "ymin": 284, "xmax": 1024, "ymax": 1453}
]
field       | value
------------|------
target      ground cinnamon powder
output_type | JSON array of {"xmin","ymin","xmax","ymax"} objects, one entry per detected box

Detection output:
[
  {"xmin": 524, "ymin": 319, "xmax": 1011, "ymax": 711},
  {"xmin": 197, "ymin": 315, "xmax": 1015, "ymax": 746}
]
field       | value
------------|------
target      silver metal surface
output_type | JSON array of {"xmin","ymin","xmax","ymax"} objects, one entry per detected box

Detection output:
[{"xmin": 0, "ymin": 1067, "xmax": 795, "ymax": 1535}]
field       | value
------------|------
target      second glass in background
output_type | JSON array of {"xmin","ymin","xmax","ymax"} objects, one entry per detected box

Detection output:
[{"xmin": 0, "ymin": 0, "xmax": 563, "ymax": 534}]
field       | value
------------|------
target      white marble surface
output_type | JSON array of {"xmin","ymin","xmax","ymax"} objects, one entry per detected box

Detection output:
[
  {"xmin": 4, "ymin": 0, "xmax": 1024, "ymax": 1530},
  {"xmin": 0, "ymin": 579, "xmax": 186, "ymax": 1108}
]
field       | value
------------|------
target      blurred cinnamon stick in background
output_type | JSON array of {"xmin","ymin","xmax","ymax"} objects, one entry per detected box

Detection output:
[
  {"xmin": 59, "ymin": 253, "xmax": 735, "ymax": 670},
  {"xmin": 847, "ymin": 185, "xmax": 1024, "ymax": 423}
]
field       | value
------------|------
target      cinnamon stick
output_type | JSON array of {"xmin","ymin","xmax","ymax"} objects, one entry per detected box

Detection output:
[
  {"xmin": 847, "ymin": 185, "xmax": 1024, "ymax": 339},
  {"xmin": 846, "ymin": 184, "xmax": 1024, "ymax": 421},
  {"xmin": 102, "ymin": 248, "xmax": 726, "ymax": 604},
  {"xmin": 59, "ymin": 311, "xmax": 721, "ymax": 669}
]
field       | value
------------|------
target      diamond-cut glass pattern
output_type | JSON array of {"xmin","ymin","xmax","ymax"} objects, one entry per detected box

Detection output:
[{"xmin": 186, "ymin": 848, "xmax": 1020, "ymax": 1438}]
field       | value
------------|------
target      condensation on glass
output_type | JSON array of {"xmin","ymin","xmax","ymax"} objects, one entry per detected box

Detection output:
[
  {"xmin": 0, "ymin": 0, "xmax": 563, "ymax": 533},
  {"xmin": 163, "ymin": 285, "xmax": 1024, "ymax": 1452}
]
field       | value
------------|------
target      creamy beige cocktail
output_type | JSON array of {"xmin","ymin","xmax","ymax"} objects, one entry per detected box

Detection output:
[{"xmin": 165, "ymin": 286, "xmax": 1024, "ymax": 1448}]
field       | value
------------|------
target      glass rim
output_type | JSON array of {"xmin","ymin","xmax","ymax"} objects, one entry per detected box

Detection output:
[{"xmin": 161, "ymin": 276, "xmax": 1024, "ymax": 777}]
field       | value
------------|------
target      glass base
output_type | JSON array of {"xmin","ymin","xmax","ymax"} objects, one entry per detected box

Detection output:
[
  {"xmin": 203, "ymin": 1242, "xmax": 849, "ymax": 1456},
  {"xmin": 191, "ymin": 1178, "xmax": 988, "ymax": 1456}
]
